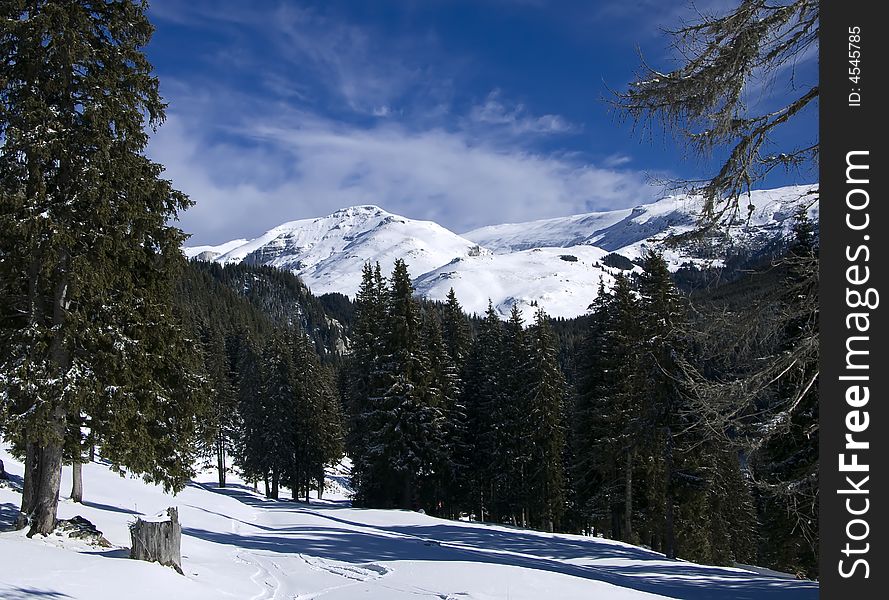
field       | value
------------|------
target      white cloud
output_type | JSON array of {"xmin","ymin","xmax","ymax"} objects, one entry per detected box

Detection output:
[
  {"xmin": 151, "ymin": 97, "xmax": 656, "ymax": 246},
  {"xmin": 146, "ymin": 2, "xmax": 660, "ymax": 246},
  {"xmin": 469, "ymin": 90, "xmax": 578, "ymax": 135}
]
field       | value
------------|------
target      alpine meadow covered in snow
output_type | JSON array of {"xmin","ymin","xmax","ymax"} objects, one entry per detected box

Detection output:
[{"xmin": 2, "ymin": 1, "xmax": 820, "ymax": 599}]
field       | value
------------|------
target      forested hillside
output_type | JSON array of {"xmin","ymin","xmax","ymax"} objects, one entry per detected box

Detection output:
[{"xmin": 167, "ymin": 212, "xmax": 817, "ymax": 578}]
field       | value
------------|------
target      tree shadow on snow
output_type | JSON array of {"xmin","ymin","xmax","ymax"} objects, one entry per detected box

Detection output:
[
  {"xmin": 186, "ymin": 486, "xmax": 818, "ymax": 600},
  {"xmin": 0, "ymin": 587, "xmax": 71, "ymax": 599},
  {"xmin": 0, "ymin": 501, "xmax": 21, "ymax": 531},
  {"xmin": 79, "ymin": 499, "xmax": 142, "ymax": 516}
]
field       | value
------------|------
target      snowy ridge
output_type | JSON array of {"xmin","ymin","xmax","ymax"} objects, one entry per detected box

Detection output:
[
  {"xmin": 187, "ymin": 205, "xmax": 484, "ymax": 300},
  {"xmin": 185, "ymin": 185, "xmax": 817, "ymax": 319},
  {"xmin": 464, "ymin": 185, "xmax": 818, "ymax": 255},
  {"xmin": 0, "ymin": 446, "xmax": 818, "ymax": 599}
]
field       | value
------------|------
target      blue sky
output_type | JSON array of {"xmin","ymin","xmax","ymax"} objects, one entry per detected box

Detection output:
[{"xmin": 145, "ymin": 0, "xmax": 818, "ymax": 246}]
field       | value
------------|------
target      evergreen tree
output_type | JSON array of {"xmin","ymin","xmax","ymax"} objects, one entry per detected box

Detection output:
[
  {"xmin": 286, "ymin": 328, "xmax": 345, "ymax": 502},
  {"xmin": 613, "ymin": 1, "xmax": 819, "ymax": 572},
  {"xmin": 573, "ymin": 274, "xmax": 642, "ymax": 542},
  {"xmin": 417, "ymin": 311, "xmax": 456, "ymax": 513},
  {"xmin": 462, "ymin": 302, "xmax": 504, "ymax": 521},
  {"xmin": 0, "ymin": 1, "xmax": 204, "ymax": 535},
  {"xmin": 364, "ymin": 259, "xmax": 444, "ymax": 509},
  {"xmin": 496, "ymin": 305, "xmax": 530, "ymax": 524},
  {"xmin": 233, "ymin": 335, "xmax": 267, "ymax": 490},
  {"xmin": 525, "ymin": 309, "xmax": 566, "ymax": 532},
  {"xmin": 199, "ymin": 324, "xmax": 238, "ymax": 488},
  {"xmin": 442, "ymin": 288, "xmax": 471, "ymax": 369},
  {"xmin": 259, "ymin": 330, "xmax": 298, "ymax": 499},
  {"xmin": 347, "ymin": 263, "xmax": 388, "ymax": 504},
  {"xmin": 437, "ymin": 289, "xmax": 472, "ymax": 516}
]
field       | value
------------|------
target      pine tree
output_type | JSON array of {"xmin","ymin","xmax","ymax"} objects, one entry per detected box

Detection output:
[
  {"xmin": 286, "ymin": 328, "xmax": 344, "ymax": 502},
  {"xmin": 347, "ymin": 263, "xmax": 388, "ymax": 504},
  {"xmin": 364, "ymin": 259, "xmax": 444, "ymax": 509},
  {"xmin": 233, "ymin": 335, "xmax": 266, "ymax": 490},
  {"xmin": 437, "ymin": 289, "xmax": 472, "ymax": 516},
  {"xmin": 0, "ymin": 1, "xmax": 204, "ymax": 535},
  {"xmin": 525, "ymin": 309, "xmax": 566, "ymax": 532},
  {"xmin": 462, "ymin": 302, "xmax": 504, "ymax": 521},
  {"xmin": 418, "ymin": 309, "xmax": 464, "ymax": 515},
  {"xmin": 573, "ymin": 274, "xmax": 642, "ymax": 542},
  {"xmin": 199, "ymin": 324, "xmax": 238, "ymax": 488},
  {"xmin": 635, "ymin": 251, "xmax": 688, "ymax": 557},
  {"xmin": 259, "ymin": 330, "xmax": 298, "ymax": 499},
  {"xmin": 442, "ymin": 288, "xmax": 471, "ymax": 369},
  {"xmin": 496, "ymin": 305, "xmax": 530, "ymax": 524}
]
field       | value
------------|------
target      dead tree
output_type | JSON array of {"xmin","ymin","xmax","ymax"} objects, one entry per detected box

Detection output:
[{"xmin": 129, "ymin": 507, "xmax": 183, "ymax": 574}]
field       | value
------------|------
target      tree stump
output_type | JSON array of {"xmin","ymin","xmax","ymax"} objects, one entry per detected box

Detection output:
[{"xmin": 129, "ymin": 507, "xmax": 183, "ymax": 574}]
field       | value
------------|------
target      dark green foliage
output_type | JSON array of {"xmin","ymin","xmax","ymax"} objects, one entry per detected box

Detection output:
[
  {"xmin": 461, "ymin": 303, "xmax": 505, "ymax": 521},
  {"xmin": 347, "ymin": 261, "xmax": 450, "ymax": 510},
  {"xmin": 601, "ymin": 253, "xmax": 634, "ymax": 271},
  {"xmin": 183, "ymin": 261, "xmax": 348, "ymax": 360},
  {"xmin": 198, "ymin": 323, "xmax": 239, "ymax": 488},
  {"xmin": 0, "ymin": 0, "xmax": 205, "ymax": 534},
  {"xmin": 524, "ymin": 310, "xmax": 567, "ymax": 532},
  {"xmin": 571, "ymin": 255, "xmax": 759, "ymax": 563}
]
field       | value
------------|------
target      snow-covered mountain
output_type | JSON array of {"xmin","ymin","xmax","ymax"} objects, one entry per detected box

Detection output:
[
  {"xmin": 464, "ymin": 185, "xmax": 818, "ymax": 257},
  {"xmin": 185, "ymin": 205, "xmax": 486, "ymax": 300},
  {"xmin": 185, "ymin": 185, "xmax": 818, "ymax": 319}
]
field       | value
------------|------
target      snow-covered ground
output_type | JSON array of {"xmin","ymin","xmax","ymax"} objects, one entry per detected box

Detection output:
[{"xmin": 0, "ymin": 447, "xmax": 819, "ymax": 599}]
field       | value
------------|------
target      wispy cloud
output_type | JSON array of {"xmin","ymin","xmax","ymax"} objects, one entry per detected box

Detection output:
[
  {"xmin": 151, "ymin": 88, "xmax": 655, "ymax": 245},
  {"xmin": 468, "ymin": 90, "xmax": 579, "ymax": 136}
]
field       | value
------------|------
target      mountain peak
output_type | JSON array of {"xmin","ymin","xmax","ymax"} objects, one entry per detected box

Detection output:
[{"xmin": 329, "ymin": 205, "xmax": 388, "ymax": 218}]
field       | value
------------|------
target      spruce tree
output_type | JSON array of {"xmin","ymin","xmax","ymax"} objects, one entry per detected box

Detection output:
[
  {"xmin": 462, "ymin": 302, "xmax": 504, "ymax": 521},
  {"xmin": 259, "ymin": 329, "xmax": 298, "ymax": 499},
  {"xmin": 0, "ymin": 1, "xmax": 204, "ymax": 535},
  {"xmin": 233, "ymin": 334, "xmax": 268, "ymax": 491},
  {"xmin": 199, "ymin": 324, "xmax": 238, "ymax": 488},
  {"xmin": 347, "ymin": 262, "xmax": 388, "ymax": 504},
  {"xmin": 525, "ymin": 309, "xmax": 566, "ymax": 532},
  {"xmin": 364, "ymin": 259, "xmax": 444, "ymax": 509},
  {"xmin": 573, "ymin": 274, "xmax": 642, "ymax": 541},
  {"xmin": 437, "ymin": 289, "xmax": 472, "ymax": 516},
  {"xmin": 497, "ymin": 305, "xmax": 530, "ymax": 524}
]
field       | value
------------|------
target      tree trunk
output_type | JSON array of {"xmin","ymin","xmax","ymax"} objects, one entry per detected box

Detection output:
[
  {"xmin": 270, "ymin": 470, "xmax": 279, "ymax": 500},
  {"xmin": 401, "ymin": 476, "xmax": 412, "ymax": 510},
  {"xmin": 624, "ymin": 448, "xmax": 634, "ymax": 543},
  {"xmin": 71, "ymin": 461, "xmax": 83, "ymax": 503},
  {"xmin": 17, "ymin": 443, "xmax": 39, "ymax": 529},
  {"xmin": 88, "ymin": 443, "xmax": 96, "ymax": 462},
  {"xmin": 263, "ymin": 475, "xmax": 270, "ymax": 498},
  {"xmin": 216, "ymin": 435, "xmax": 226, "ymax": 488},
  {"xmin": 24, "ymin": 251, "xmax": 71, "ymax": 536},
  {"xmin": 664, "ymin": 426, "xmax": 676, "ymax": 559},
  {"xmin": 129, "ymin": 507, "xmax": 183, "ymax": 574},
  {"xmin": 27, "ymin": 437, "xmax": 65, "ymax": 536}
]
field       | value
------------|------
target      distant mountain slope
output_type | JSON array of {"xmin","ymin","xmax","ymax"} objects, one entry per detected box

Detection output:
[
  {"xmin": 185, "ymin": 185, "xmax": 817, "ymax": 319},
  {"xmin": 188, "ymin": 206, "xmax": 483, "ymax": 298},
  {"xmin": 463, "ymin": 185, "xmax": 818, "ymax": 256},
  {"xmin": 414, "ymin": 245, "xmax": 625, "ymax": 319}
]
